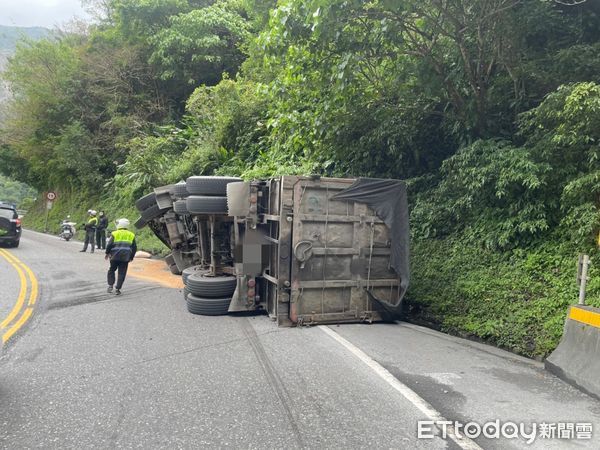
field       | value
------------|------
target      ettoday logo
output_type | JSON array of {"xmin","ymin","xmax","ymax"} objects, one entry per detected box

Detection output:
[{"xmin": 417, "ymin": 420, "xmax": 593, "ymax": 444}]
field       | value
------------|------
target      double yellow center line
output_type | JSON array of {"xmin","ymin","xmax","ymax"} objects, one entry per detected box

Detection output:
[{"xmin": 0, "ymin": 248, "xmax": 38, "ymax": 344}]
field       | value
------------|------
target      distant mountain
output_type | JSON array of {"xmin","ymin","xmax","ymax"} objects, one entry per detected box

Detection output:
[
  {"xmin": 0, "ymin": 25, "xmax": 51, "ymax": 118},
  {"xmin": 0, "ymin": 52, "xmax": 11, "ymax": 113},
  {"xmin": 0, "ymin": 25, "xmax": 50, "ymax": 52}
]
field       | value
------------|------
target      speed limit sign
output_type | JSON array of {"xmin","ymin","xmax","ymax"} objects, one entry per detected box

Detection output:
[{"xmin": 46, "ymin": 191, "xmax": 57, "ymax": 201}]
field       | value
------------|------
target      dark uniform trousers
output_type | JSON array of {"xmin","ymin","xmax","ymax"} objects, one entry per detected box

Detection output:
[
  {"xmin": 82, "ymin": 229, "xmax": 96, "ymax": 252},
  {"xmin": 107, "ymin": 260, "xmax": 129, "ymax": 290},
  {"xmin": 96, "ymin": 229, "xmax": 106, "ymax": 250}
]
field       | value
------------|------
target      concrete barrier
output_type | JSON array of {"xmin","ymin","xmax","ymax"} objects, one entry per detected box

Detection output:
[{"xmin": 545, "ymin": 305, "xmax": 600, "ymax": 400}]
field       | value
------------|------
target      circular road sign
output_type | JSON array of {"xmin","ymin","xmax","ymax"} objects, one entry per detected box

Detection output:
[{"xmin": 46, "ymin": 192, "xmax": 57, "ymax": 201}]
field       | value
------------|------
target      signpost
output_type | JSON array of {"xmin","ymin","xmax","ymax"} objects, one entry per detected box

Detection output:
[{"xmin": 44, "ymin": 191, "xmax": 57, "ymax": 232}]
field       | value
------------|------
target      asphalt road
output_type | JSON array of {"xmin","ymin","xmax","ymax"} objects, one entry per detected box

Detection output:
[
  {"xmin": 1, "ymin": 230, "xmax": 599, "ymax": 449},
  {"xmin": 0, "ymin": 250, "xmax": 19, "ymax": 322}
]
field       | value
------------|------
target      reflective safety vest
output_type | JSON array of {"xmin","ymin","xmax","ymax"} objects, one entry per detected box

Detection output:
[
  {"xmin": 109, "ymin": 229, "xmax": 136, "ymax": 262},
  {"xmin": 86, "ymin": 216, "xmax": 98, "ymax": 231}
]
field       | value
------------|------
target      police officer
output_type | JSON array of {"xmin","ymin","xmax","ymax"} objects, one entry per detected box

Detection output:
[
  {"xmin": 80, "ymin": 210, "xmax": 98, "ymax": 253},
  {"xmin": 96, "ymin": 211, "xmax": 108, "ymax": 250},
  {"xmin": 105, "ymin": 218, "xmax": 137, "ymax": 295}
]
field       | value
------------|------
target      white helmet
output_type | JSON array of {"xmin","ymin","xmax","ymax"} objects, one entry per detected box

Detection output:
[
  {"xmin": 116, "ymin": 218, "xmax": 130, "ymax": 229},
  {"xmin": 90, "ymin": 210, "xmax": 97, "ymax": 216}
]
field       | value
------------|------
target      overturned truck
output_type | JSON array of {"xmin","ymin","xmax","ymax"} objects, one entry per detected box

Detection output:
[{"xmin": 135, "ymin": 176, "xmax": 409, "ymax": 326}]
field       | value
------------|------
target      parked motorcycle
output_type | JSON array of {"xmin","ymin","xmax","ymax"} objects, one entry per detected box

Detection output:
[{"xmin": 59, "ymin": 221, "xmax": 77, "ymax": 241}]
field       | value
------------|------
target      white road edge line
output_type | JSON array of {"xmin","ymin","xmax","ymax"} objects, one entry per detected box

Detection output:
[{"xmin": 319, "ymin": 326, "xmax": 483, "ymax": 450}]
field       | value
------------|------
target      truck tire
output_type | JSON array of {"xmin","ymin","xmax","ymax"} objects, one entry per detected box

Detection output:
[
  {"xmin": 186, "ymin": 273, "xmax": 236, "ymax": 298},
  {"xmin": 186, "ymin": 195, "xmax": 228, "ymax": 215},
  {"xmin": 185, "ymin": 176, "xmax": 242, "ymax": 196},
  {"xmin": 173, "ymin": 182, "xmax": 189, "ymax": 198},
  {"xmin": 140, "ymin": 204, "xmax": 163, "ymax": 221},
  {"xmin": 182, "ymin": 265, "xmax": 206, "ymax": 285},
  {"xmin": 183, "ymin": 286, "xmax": 190, "ymax": 300},
  {"xmin": 165, "ymin": 253, "xmax": 175, "ymax": 266},
  {"xmin": 186, "ymin": 294, "xmax": 231, "ymax": 316},
  {"xmin": 163, "ymin": 251, "xmax": 181, "ymax": 274},
  {"xmin": 173, "ymin": 199, "xmax": 189, "ymax": 215},
  {"xmin": 134, "ymin": 216, "xmax": 147, "ymax": 229},
  {"xmin": 135, "ymin": 192, "xmax": 157, "ymax": 212}
]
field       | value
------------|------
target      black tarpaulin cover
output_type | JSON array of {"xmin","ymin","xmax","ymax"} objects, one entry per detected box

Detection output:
[{"xmin": 331, "ymin": 178, "xmax": 410, "ymax": 310}]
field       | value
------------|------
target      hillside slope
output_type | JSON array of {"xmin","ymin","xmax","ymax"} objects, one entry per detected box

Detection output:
[{"xmin": 0, "ymin": 25, "xmax": 50, "ymax": 104}]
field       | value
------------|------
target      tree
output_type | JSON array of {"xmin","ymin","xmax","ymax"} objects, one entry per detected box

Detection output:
[
  {"xmin": 149, "ymin": 1, "xmax": 251, "ymax": 96},
  {"xmin": 1, "ymin": 38, "xmax": 81, "ymax": 188}
]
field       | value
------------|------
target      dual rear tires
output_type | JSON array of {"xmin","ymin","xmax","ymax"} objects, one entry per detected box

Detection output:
[
  {"xmin": 137, "ymin": 177, "xmax": 243, "ymax": 316},
  {"xmin": 185, "ymin": 176, "xmax": 241, "ymax": 196},
  {"xmin": 186, "ymin": 196, "xmax": 228, "ymax": 215},
  {"xmin": 186, "ymin": 295, "xmax": 232, "ymax": 316},
  {"xmin": 135, "ymin": 176, "xmax": 241, "ymax": 224},
  {"xmin": 185, "ymin": 176, "xmax": 241, "ymax": 216},
  {"xmin": 179, "ymin": 178, "xmax": 240, "ymax": 316},
  {"xmin": 183, "ymin": 269, "xmax": 236, "ymax": 316}
]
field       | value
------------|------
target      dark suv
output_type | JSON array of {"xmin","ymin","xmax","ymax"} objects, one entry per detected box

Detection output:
[{"xmin": 0, "ymin": 202, "xmax": 22, "ymax": 247}]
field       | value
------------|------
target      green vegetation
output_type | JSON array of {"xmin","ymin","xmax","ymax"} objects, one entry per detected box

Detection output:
[
  {"xmin": 21, "ymin": 192, "xmax": 167, "ymax": 255},
  {"xmin": 0, "ymin": 174, "xmax": 36, "ymax": 208},
  {"xmin": 1, "ymin": 0, "xmax": 600, "ymax": 357},
  {"xmin": 408, "ymin": 237, "xmax": 600, "ymax": 358}
]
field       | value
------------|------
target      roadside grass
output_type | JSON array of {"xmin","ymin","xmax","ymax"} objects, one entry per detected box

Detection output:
[
  {"xmin": 405, "ymin": 236, "xmax": 600, "ymax": 359},
  {"xmin": 22, "ymin": 193, "xmax": 168, "ymax": 256}
]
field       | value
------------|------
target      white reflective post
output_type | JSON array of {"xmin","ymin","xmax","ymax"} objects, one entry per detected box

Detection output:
[{"xmin": 578, "ymin": 254, "xmax": 590, "ymax": 306}]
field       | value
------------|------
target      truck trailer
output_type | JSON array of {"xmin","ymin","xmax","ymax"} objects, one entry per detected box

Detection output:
[{"xmin": 134, "ymin": 175, "xmax": 409, "ymax": 326}]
